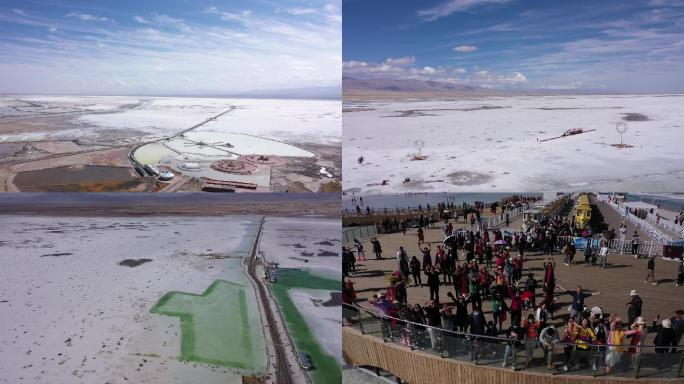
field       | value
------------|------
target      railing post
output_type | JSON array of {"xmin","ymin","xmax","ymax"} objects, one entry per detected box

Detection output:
[
  {"xmin": 677, "ymin": 353, "xmax": 684, "ymax": 378},
  {"xmin": 633, "ymin": 350, "xmax": 641, "ymax": 378},
  {"xmin": 358, "ymin": 310, "xmax": 365, "ymax": 334}
]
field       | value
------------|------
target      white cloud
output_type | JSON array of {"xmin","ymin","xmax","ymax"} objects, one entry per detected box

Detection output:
[
  {"xmin": 385, "ymin": 56, "xmax": 416, "ymax": 66},
  {"xmin": 648, "ymin": 0, "xmax": 684, "ymax": 6},
  {"xmin": 65, "ymin": 12, "xmax": 109, "ymax": 22},
  {"xmin": 344, "ymin": 56, "xmax": 526, "ymax": 88},
  {"xmin": 285, "ymin": 8, "xmax": 318, "ymax": 15},
  {"xmin": 13, "ymin": 9, "xmax": 28, "ymax": 17},
  {"xmin": 453, "ymin": 44, "xmax": 478, "ymax": 52},
  {"xmin": 418, "ymin": 0, "xmax": 515, "ymax": 22},
  {"xmin": 221, "ymin": 10, "xmax": 253, "ymax": 22},
  {"xmin": 133, "ymin": 15, "xmax": 149, "ymax": 24},
  {"xmin": 0, "ymin": 2, "xmax": 342, "ymax": 94}
]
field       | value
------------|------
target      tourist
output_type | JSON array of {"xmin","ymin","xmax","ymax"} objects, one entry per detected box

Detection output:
[
  {"xmin": 425, "ymin": 265, "xmax": 440, "ymax": 304},
  {"xmin": 354, "ymin": 238, "xmax": 366, "ymax": 261},
  {"xmin": 597, "ymin": 242, "xmax": 609, "ymax": 268},
  {"xmin": 670, "ymin": 310, "xmax": 684, "ymax": 350},
  {"xmin": 371, "ymin": 237, "xmax": 383, "ymax": 260},
  {"xmin": 563, "ymin": 240, "xmax": 576, "ymax": 266},
  {"xmin": 605, "ymin": 315, "xmax": 632, "ymax": 374},
  {"xmin": 561, "ymin": 318, "xmax": 578, "ymax": 371},
  {"xmin": 645, "ymin": 256, "xmax": 656, "ymax": 285},
  {"xmin": 440, "ymin": 305, "xmax": 455, "ymax": 332},
  {"xmin": 409, "ymin": 256, "xmax": 422, "ymax": 287},
  {"xmin": 491, "ymin": 292, "xmax": 507, "ymax": 330},
  {"xmin": 631, "ymin": 231, "xmax": 640, "ymax": 257},
  {"xmin": 447, "ymin": 292, "xmax": 470, "ymax": 332},
  {"xmin": 424, "ymin": 300, "xmax": 442, "ymax": 351},
  {"xmin": 627, "ymin": 317, "xmax": 647, "ymax": 368},
  {"xmin": 396, "ymin": 246, "xmax": 407, "ymax": 267},
  {"xmin": 535, "ymin": 302, "xmax": 550, "ymax": 330},
  {"xmin": 574, "ymin": 317, "xmax": 597, "ymax": 370},
  {"xmin": 421, "ymin": 243, "xmax": 432, "ymax": 270},
  {"xmin": 467, "ymin": 307, "xmax": 486, "ymax": 362},
  {"xmin": 522, "ymin": 314, "xmax": 541, "ymax": 368},
  {"xmin": 677, "ymin": 259, "xmax": 684, "ymax": 287},
  {"xmin": 542, "ymin": 261, "xmax": 555, "ymax": 294},
  {"xmin": 342, "ymin": 279, "xmax": 356, "ymax": 306},
  {"xmin": 559, "ymin": 285, "xmax": 601, "ymax": 323},
  {"xmin": 342, "ymin": 246, "xmax": 356, "ymax": 276},
  {"xmin": 593, "ymin": 317, "xmax": 608, "ymax": 372},
  {"xmin": 652, "ymin": 315, "xmax": 678, "ymax": 354},
  {"xmin": 436, "ymin": 246, "xmax": 452, "ymax": 285},
  {"xmin": 417, "ymin": 227, "xmax": 425, "ymax": 246},
  {"xmin": 484, "ymin": 242, "xmax": 493, "ymax": 268},
  {"xmin": 583, "ymin": 241, "xmax": 593, "ymax": 266},
  {"xmin": 510, "ymin": 290, "xmax": 523, "ymax": 327},
  {"xmin": 395, "ymin": 280, "xmax": 407, "ymax": 306},
  {"xmin": 502, "ymin": 322, "xmax": 523, "ymax": 369},
  {"xmin": 524, "ymin": 273, "xmax": 538, "ymax": 308},
  {"xmin": 483, "ymin": 321, "xmax": 499, "ymax": 356},
  {"xmin": 398, "ymin": 253, "xmax": 410, "ymax": 286},
  {"xmin": 539, "ymin": 325, "xmax": 560, "ymax": 370},
  {"xmin": 626, "ymin": 290, "xmax": 643, "ymax": 326}
]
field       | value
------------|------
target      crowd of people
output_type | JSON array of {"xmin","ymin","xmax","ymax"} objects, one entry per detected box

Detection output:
[{"xmin": 342, "ymin": 208, "xmax": 684, "ymax": 373}]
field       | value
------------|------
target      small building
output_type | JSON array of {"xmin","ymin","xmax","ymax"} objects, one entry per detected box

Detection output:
[{"xmin": 158, "ymin": 171, "xmax": 175, "ymax": 181}]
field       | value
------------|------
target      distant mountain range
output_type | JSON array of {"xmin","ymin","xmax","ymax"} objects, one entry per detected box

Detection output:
[
  {"xmin": 226, "ymin": 85, "xmax": 341, "ymax": 100},
  {"xmin": 343, "ymin": 77, "xmax": 483, "ymax": 93},
  {"xmin": 343, "ymin": 77, "xmax": 612, "ymax": 100}
]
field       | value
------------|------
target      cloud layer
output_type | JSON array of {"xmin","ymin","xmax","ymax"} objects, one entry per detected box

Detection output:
[
  {"xmin": 344, "ymin": 0, "xmax": 684, "ymax": 92},
  {"xmin": 0, "ymin": 1, "xmax": 341, "ymax": 95}
]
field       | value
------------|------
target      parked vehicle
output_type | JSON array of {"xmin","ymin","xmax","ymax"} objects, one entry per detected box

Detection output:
[{"xmin": 297, "ymin": 351, "xmax": 313, "ymax": 370}]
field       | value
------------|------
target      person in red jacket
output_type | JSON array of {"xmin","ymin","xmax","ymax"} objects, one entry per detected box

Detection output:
[
  {"xmin": 510, "ymin": 289, "xmax": 523, "ymax": 326},
  {"xmin": 522, "ymin": 314, "xmax": 542, "ymax": 367}
]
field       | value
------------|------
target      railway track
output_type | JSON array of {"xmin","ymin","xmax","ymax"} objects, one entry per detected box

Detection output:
[{"xmin": 245, "ymin": 217, "xmax": 295, "ymax": 384}]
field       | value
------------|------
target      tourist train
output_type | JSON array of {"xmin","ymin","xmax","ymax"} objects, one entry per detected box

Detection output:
[{"xmin": 574, "ymin": 194, "xmax": 592, "ymax": 230}]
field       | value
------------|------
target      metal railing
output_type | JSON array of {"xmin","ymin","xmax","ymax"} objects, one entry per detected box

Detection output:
[
  {"xmin": 482, "ymin": 205, "xmax": 527, "ymax": 229},
  {"xmin": 343, "ymin": 225, "xmax": 378, "ymax": 243},
  {"xmin": 343, "ymin": 304, "xmax": 684, "ymax": 379},
  {"xmin": 556, "ymin": 235, "xmax": 667, "ymax": 258},
  {"xmin": 343, "ymin": 206, "xmax": 445, "ymax": 218},
  {"xmin": 596, "ymin": 195, "xmax": 682, "ymax": 243}
]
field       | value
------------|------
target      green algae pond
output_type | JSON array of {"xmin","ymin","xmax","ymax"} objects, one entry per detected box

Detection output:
[{"xmin": 270, "ymin": 269, "xmax": 341, "ymax": 384}]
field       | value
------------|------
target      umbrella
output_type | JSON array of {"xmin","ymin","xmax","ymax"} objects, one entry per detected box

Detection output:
[
  {"xmin": 494, "ymin": 239, "xmax": 507, "ymax": 245},
  {"xmin": 443, "ymin": 235, "xmax": 456, "ymax": 246},
  {"xmin": 520, "ymin": 291, "xmax": 535, "ymax": 301}
]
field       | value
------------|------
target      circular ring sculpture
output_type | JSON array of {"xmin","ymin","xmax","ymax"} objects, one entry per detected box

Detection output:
[{"xmin": 210, "ymin": 159, "xmax": 257, "ymax": 175}]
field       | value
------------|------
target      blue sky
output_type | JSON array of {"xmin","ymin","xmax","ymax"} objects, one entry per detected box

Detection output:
[
  {"xmin": 0, "ymin": 0, "xmax": 341, "ymax": 95},
  {"xmin": 343, "ymin": 0, "xmax": 684, "ymax": 92}
]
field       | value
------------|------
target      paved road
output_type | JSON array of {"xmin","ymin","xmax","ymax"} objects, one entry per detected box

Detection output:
[
  {"xmin": 244, "ymin": 217, "xmax": 300, "ymax": 384},
  {"xmin": 596, "ymin": 200, "xmax": 650, "ymax": 240}
]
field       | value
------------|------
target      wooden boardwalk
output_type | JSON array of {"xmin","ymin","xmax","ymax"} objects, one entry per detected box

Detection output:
[{"xmin": 345, "ymin": 202, "xmax": 683, "ymax": 332}]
